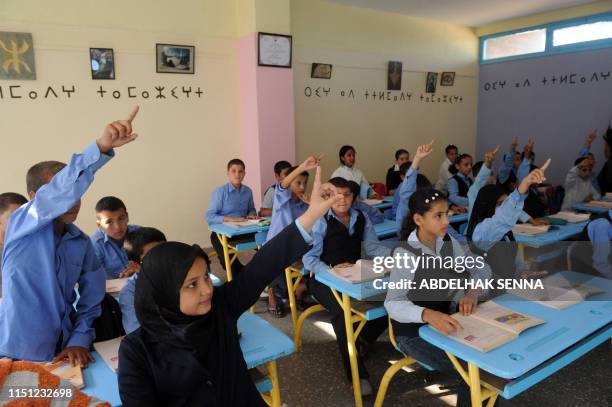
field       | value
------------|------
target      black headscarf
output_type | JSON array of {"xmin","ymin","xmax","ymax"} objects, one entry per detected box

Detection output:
[
  {"xmin": 466, "ymin": 184, "xmax": 507, "ymax": 238},
  {"xmin": 134, "ymin": 242, "xmax": 214, "ymax": 363}
]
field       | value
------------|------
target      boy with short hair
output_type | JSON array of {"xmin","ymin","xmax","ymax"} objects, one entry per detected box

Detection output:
[
  {"xmin": 259, "ymin": 160, "xmax": 292, "ymax": 217},
  {"xmin": 0, "ymin": 107, "xmax": 139, "ymax": 366},
  {"xmin": 205, "ymin": 159, "xmax": 258, "ymax": 275},
  {"xmin": 91, "ymin": 196, "xmax": 139, "ymax": 279},
  {"xmin": 347, "ymin": 180, "xmax": 385, "ymax": 224},
  {"xmin": 562, "ymin": 156, "xmax": 601, "ymax": 211},
  {"xmin": 435, "ymin": 144, "xmax": 458, "ymax": 191}
]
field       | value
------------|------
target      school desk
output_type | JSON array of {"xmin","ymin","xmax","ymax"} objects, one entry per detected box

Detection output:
[
  {"xmin": 419, "ymin": 271, "xmax": 612, "ymax": 406},
  {"xmin": 449, "ymin": 213, "xmax": 469, "ymax": 224},
  {"xmin": 372, "ymin": 201, "xmax": 393, "ymax": 210},
  {"xmin": 574, "ymin": 203, "xmax": 610, "ymax": 214},
  {"xmin": 82, "ymin": 313, "xmax": 294, "ymax": 407},
  {"xmin": 208, "ymin": 222, "xmax": 270, "ymax": 281},
  {"xmin": 513, "ymin": 221, "xmax": 588, "ymax": 265},
  {"xmin": 374, "ymin": 219, "xmax": 398, "ymax": 240},
  {"xmin": 313, "ymin": 269, "xmax": 388, "ymax": 407}
]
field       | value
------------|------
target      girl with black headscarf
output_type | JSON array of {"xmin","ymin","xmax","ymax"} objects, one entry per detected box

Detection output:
[{"xmin": 118, "ymin": 167, "xmax": 341, "ymax": 406}]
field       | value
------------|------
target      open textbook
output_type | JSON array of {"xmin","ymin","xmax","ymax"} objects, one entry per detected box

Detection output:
[
  {"xmin": 585, "ymin": 200, "xmax": 612, "ymax": 209},
  {"xmin": 510, "ymin": 275, "xmax": 604, "ymax": 310},
  {"xmin": 547, "ymin": 211, "xmax": 590, "ymax": 224},
  {"xmin": 106, "ymin": 277, "xmax": 128, "ymax": 294},
  {"xmin": 222, "ymin": 218, "xmax": 270, "ymax": 228},
  {"xmin": 361, "ymin": 198, "xmax": 383, "ymax": 206},
  {"xmin": 512, "ymin": 223, "xmax": 550, "ymax": 236},
  {"xmin": 437, "ymin": 301, "xmax": 544, "ymax": 352},
  {"xmin": 330, "ymin": 259, "xmax": 389, "ymax": 284},
  {"xmin": 93, "ymin": 336, "xmax": 123, "ymax": 372},
  {"xmin": 41, "ymin": 361, "xmax": 84, "ymax": 388}
]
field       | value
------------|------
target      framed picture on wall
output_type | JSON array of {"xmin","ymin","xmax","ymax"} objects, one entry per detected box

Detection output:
[
  {"xmin": 311, "ymin": 63, "xmax": 332, "ymax": 79},
  {"xmin": 440, "ymin": 71, "xmax": 455, "ymax": 86},
  {"xmin": 425, "ymin": 72, "xmax": 438, "ymax": 93},
  {"xmin": 90, "ymin": 48, "xmax": 115, "ymax": 79},
  {"xmin": 156, "ymin": 44, "xmax": 195, "ymax": 74},
  {"xmin": 258, "ymin": 32, "xmax": 292, "ymax": 68},
  {"xmin": 387, "ymin": 61, "xmax": 402, "ymax": 90},
  {"xmin": 0, "ymin": 32, "xmax": 36, "ymax": 80}
]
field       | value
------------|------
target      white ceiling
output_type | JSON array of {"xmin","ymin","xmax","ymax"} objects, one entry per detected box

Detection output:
[{"xmin": 326, "ymin": 0, "xmax": 598, "ymax": 26}]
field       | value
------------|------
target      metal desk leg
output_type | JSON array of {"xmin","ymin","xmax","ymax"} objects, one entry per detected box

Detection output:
[
  {"xmin": 285, "ymin": 267, "xmax": 299, "ymax": 330},
  {"xmin": 468, "ymin": 363, "xmax": 483, "ymax": 406},
  {"xmin": 217, "ymin": 232, "xmax": 233, "ymax": 282},
  {"xmin": 266, "ymin": 360, "xmax": 281, "ymax": 407},
  {"xmin": 342, "ymin": 292, "xmax": 363, "ymax": 407}
]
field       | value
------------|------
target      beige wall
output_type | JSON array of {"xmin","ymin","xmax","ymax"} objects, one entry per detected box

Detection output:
[
  {"xmin": 0, "ymin": 0, "xmax": 241, "ymax": 246},
  {"xmin": 291, "ymin": 0, "xmax": 479, "ymax": 184}
]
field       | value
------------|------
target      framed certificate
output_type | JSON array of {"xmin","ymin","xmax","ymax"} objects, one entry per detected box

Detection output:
[{"xmin": 258, "ymin": 32, "xmax": 292, "ymax": 68}]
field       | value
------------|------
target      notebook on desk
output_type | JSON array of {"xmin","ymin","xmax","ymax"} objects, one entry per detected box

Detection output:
[
  {"xmin": 547, "ymin": 211, "xmax": 590, "ymax": 224},
  {"xmin": 41, "ymin": 361, "xmax": 84, "ymax": 388},
  {"xmin": 93, "ymin": 337, "xmax": 124, "ymax": 372},
  {"xmin": 361, "ymin": 199, "xmax": 383, "ymax": 206},
  {"xmin": 105, "ymin": 278, "xmax": 128, "ymax": 294},
  {"xmin": 512, "ymin": 224, "xmax": 550, "ymax": 236},
  {"xmin": 510, "ymin": 275, "xmax": 605, "ymax": 310},
  {"xmin": 585, "ymin": 200, "xmax": 612, "ymax": 209},
  {"xmin": 330, "ymin": 259, "xmax": 388, "ymax": 284}
]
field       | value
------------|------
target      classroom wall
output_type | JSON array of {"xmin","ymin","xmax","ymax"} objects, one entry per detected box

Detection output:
[
  {"xmin": 0, "ymin": 0, "xmax": 241, "ymax": 246},
  {"xmin": 476, "ymin": 47, "xmax": 612, "ymax": 187},
  {"xmin": 290, "ymin": 0, "xmax": 479, "ymax": 185}
]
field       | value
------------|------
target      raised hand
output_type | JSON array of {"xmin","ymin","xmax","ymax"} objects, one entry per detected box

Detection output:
[
  {"xmin": 411, "ymin": 140, "xmax": 434, "ymax": 170},
  {"xmin": 300, "ymin": 154, "xmax": 324, "ymax": 171},
  {"xmin": 97, "ymin": 106, "xmax": 140, "ymax": 153},
  {"xmin": 519, "ymin": 158, "xmax": 550, "ymax": 194},
  {"xmin": 585, "ymin": 130, "xmax": 597, "ymax": 147},
  {"xmin": 523, "ymin": 139, "xmax": 534, "ymax": 157},
  {"xmin": 484, "ymin": 145, "xmax": 500, "ymax": 167},
  {"xmin": 509, "ymin": 137, "xmax": 518, "ymax": 152}
]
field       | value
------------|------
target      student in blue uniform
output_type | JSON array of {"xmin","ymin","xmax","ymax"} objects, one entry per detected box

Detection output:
[
  {"xmin": 570, "ymin": 210, "xmax": 612, "ymax": 279},
  {"xmin": 447, "ymin": 153, "xmax": 473, "ymax": 209},
  {"xmin": 302, "ymin": 176, "xmax": 388, "ymax": 396},
  {"xmin": 0, "ymin": 193, "xmax": 28, "ymax": 295},
  {"xmin": 205, "ymin": 159, "xmax": 258, "ymax": 276},
  {"xmin": 259, "ymin": 160, "xmax": 292, "ymax": 217},
  {"xmin": 118, "ymin": 227, "xmax": 167, "ymax": 334},
  {"xmin": 90, "ymin": 196, "xmax": 140, "ymax": 279},
  {"xmin": 0, "ymin": 106, "xmax": 140, "ymax": 366},
  {"xmin": 467, "ymin": 147, "xmax": 499, "ymax": 220},
  {"xmin": 266, "ymin": 156, "xmax": 321, "ymax": 317},
  {"xmin": 385, "ymin": 187, "xmax": 493, "ymax": 407},
  {"xmin": 575, "ymin": 130, "xmax": 600, "ymax": 192},
  {"xmin": 386, "ymin": 148, "xmax": 410, "ymax": 195}
]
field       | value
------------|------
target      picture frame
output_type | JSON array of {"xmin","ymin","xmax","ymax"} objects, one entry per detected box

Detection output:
[
  {"xmin": 440, "ymin": 71, "xmax": 455, "ymax": 86},
  {"xmin": 258, "ymin": 32, "xmax": 292, "ymax": 68},
  {"xmin": 387, "ymin": 61, "xmax": 402, "ymax": 91},
  {"xmin": 156, "ymin": 43, "xmax": 195, "ymax": 74},
  {"xmin": 89, "ymin": 48, "xmax": 115, "ymax": 80},
  {"xmin": 311, "ymin": 63, "xmax": 332, "ymax": 79},
  {"xmin": 0, "ymin": 32, "xmax": 36, "ymax": 80},
  {"xmin": 425, "ymin": 72, "xmax": 438, "ymax": 93}
]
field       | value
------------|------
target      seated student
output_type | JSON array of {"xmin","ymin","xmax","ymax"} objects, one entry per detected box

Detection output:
[
  {"xmin": 435, "ymin": 144, "xmax": 458, "ymax": 191},
  {"xmin": 259, "ymin": 160, "xmax": 291, "ymax": 217},
  {"xmin": 447, "ymin": 153, "xmax": 473, "ymax": 209},
  {"xmin": 0, "ymin": 192, "xmax": 28, "ymax": 295},
  {"xmin": 467, "ymin": 147, "xmax": 499, "ymax": 220},
  {"xmin": 386, "ymin": 162, "xmax": 437, "ymax": 222},
  {"xmin": 497, "ymin": 138, "xmax": 524, "ymax": 187},
  {"xmin": 0, "ymin": 107, "xmax": 139, "ymax": 366},
  {"xmin": 597, "ymin": 126, "xmax": 612, "ymax": 194},
  {"xmin": 570, "ymin": 210, "xmax": 612, "ymax": 279},
  {"xmin": 118, "ymin": 168, "xmax": 339, "ymax": 406},
  {"xmin": 466, "ymin": 162, "xmax": 550, "ymax": 280},
  {"xmin": 91, "ymin": 196, "xmax": 140, "ymax": 279},
  {"xmin": 385, "ymin": 187, "xmax": 493, "ymax": 407},
  {"xmin": 266, "ymin": 156, "xmax": 321, "ymax": 317},
  {"xmin": 205, "ymin": 158, "xmax": 258, "ymax": 276},
  {"xmin": 576, "ymin": 130, "xmax": 600, "ymax": 192},
  {"xmin": 302, "ymin": 177, "xmax": 388, "ymax": 396},
  {"xmin": 348, "ymin": 180, "xmax": 384, "ymax": 224},
  {"xmin": 119, "ymin": 227, "xmax": 167, "ymax": 334},
  {"xmin": 331, "ymin": 145, "xmax": 380, "ymax": 199},
  {"xmin": 562, "ymin": 156, "xmax": 601, "ymax": 211},
  {"xmin": 386, "ymin": 149, "xmax": 410, "ymax": 195}
]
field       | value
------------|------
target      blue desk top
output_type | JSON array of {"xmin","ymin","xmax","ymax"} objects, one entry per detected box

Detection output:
[
  {"xmin": 419, "ymin": 271, "xmax": 612, "ymax": 379},
  {"xmin": 209, "ymin": 222, "xmax": 270, "ymax": 238},
  {"xmin": 449, "ymin": 213, "xmax": 468, "ymax": 224},
  {"xmin": 315, "ymin": 269, "xmax": 387, "ymax": 301},
  {"xmin": 374, "ymin": 219, "xmax": 398, "ymax": 239},
  {"xmin": 574, "ymin": 203, "xmax": 609, "ymax": 214},
  {"xmin": 82, "ymin": 313, "xmax": 294, "ymax": 406},
  {"xmin": 383, "ymin": 195, "xmax": 394, "ymax": 203},
  {"xmin": 373, "ymin": 201, "xmax": 393, "ymax": 210},
  {"xmin": 513, "ymin": 222, "xmax": 587, "ymax": 247}
]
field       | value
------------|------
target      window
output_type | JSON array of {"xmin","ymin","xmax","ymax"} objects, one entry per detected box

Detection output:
[
  {"xmin": 553, "ymin": 20, "xmax": 612, "ymax": 46},
  {"xmin": 480, "ymin": 12, "xmax": 612, "ymax": 64},
  {"xmin": 483, "ymin": 29, "xmax": 546, "ymax": 60}
]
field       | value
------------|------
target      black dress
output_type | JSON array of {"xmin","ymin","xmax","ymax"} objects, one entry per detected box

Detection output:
[{"xmin": 118, "ymin": 223, "xmax": 310, "ymax": 406}]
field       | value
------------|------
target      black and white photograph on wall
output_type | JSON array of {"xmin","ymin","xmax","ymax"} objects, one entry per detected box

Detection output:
[
  {"xmin": 425, "ymin": 71, "xmax": 438, "ymax": 93},
  {"xmin": 156, "ymin": 44, "xmax": 195, "ymax": 74},
  {"xmin": 387, "ymin": 61, "xmax": 402, "ymax": 90},
  {"xmin": 89, "ymin": 48, "xmax": 115, "ymax": 79},
  {"xmin": 440, "ymin": 71, "xmax": 455, "ymax": 86},
  {"xmin": 311, "ymin": 63, "xmax": 332, "ymax": 79}
]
